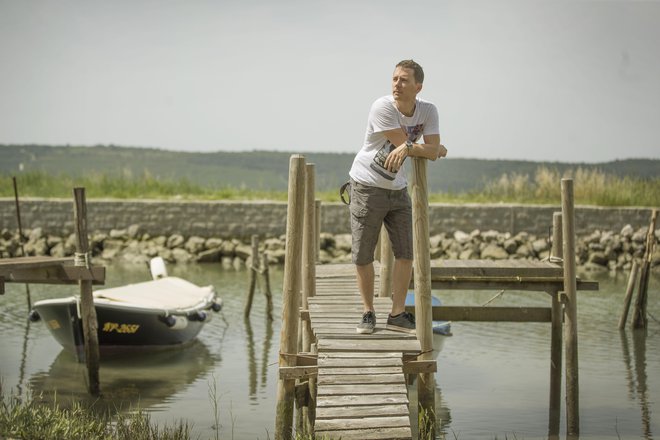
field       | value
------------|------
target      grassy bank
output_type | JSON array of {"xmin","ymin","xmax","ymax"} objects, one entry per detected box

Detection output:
[
  {"xmin": 0, "ymin": 389, "xmax": 191, "ymax": 440},
  {"xmin": 2, "ymin": 167, "xmax": 658, "ymax": 206}
]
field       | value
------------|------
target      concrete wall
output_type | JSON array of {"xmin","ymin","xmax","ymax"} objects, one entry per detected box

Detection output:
[{"xmin": 0, "ymin": 198, "xmax": 654, "ymax": 238}]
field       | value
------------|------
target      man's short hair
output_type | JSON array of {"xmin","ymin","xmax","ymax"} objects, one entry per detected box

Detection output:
[{"xmin": 396, "ymin": 59, "xmax": 424, "ymax": 84}]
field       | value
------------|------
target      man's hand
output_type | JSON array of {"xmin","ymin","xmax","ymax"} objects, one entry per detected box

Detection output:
[
  {"xmin": 384, "ymin": 143, "xmax": 409, "ymax": 172},
  {"xmin": 438, "ymin": 144, "xmax": 448, "ymax": 158}
]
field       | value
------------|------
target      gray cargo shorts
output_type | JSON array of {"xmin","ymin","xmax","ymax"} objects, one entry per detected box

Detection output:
[{"xmin": 349, "ymin": 179, "xmax": 413, "ymax": 265}]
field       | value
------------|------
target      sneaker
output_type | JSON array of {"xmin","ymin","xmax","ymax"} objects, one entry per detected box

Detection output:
[
  {"xmin": 356, "ymin": 311, "xmax": 376, "ymax": 334},
  {"xmin": 386, "ymin": 311, "xmax": 416, "ymax": 334}
]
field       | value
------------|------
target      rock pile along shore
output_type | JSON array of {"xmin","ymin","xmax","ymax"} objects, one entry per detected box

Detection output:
[{"xmin": 1, "ymin": 225, "xmax": 659, "ymax": 273}]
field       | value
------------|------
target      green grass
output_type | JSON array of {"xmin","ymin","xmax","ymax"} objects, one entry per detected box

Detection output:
[
  {"xmin": 2, "ymin": 166, "xmax": 659, "ymax": 206},
  {"xmin": 0, "ymin": 389, "xmax": 191, "ymax": 440}
]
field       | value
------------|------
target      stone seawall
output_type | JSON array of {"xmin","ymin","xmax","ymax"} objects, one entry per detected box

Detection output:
[{"xmin": 0, "ymin": 198, "xmax": 655, "ymax": 238}]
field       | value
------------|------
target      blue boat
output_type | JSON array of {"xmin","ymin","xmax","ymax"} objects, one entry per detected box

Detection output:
[{"xmin": 405, "ymin": 292, "xmax": 452, "ymax": 336}]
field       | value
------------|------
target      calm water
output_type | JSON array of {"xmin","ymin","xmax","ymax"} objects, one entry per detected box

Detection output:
[{"xmin": 0, "ymin": 263, "xmax": 658, "ymax": 440}]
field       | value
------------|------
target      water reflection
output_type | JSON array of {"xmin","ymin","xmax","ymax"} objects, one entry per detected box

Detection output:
[
  {"xmin": 620, "ymin": 327, "xmax": 656, "ymax": 440},
  {"xmin": 29, "ymin": 340, "xmax": 217, "ymax": 413},
  {"xmin": 244, "ymin": 315, "xmax": 275, "ymax": 401}
]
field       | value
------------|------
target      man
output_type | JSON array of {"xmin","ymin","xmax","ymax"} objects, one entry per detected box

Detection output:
[{"xmin": 348, "ymin": 59, "xmax": 447, "ymax": 334}]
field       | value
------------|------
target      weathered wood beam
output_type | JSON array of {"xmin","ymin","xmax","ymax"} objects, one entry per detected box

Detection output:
[
  {"xmin": 0, "ymin": 266, "xmax": 105, "ymax": 285},
  {"xmin": 279, "ymin": 366, "xmax": 318, "ymax": 380},
  {"xmin": 404, "ymin": 305, "xmax": 552, "ymax": 322},
  {"xmin": 402, "ymin": 360, "xmax": 437, "ymax": 374},
  {"xmin": 429, "ymin": 279, "xmax": 598, "ymax": 292}
]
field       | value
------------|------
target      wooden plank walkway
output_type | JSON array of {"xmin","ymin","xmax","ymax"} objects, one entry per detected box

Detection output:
[{"xmin": 310, "ymin": 265, "xmax": 420, "ymax": 440}]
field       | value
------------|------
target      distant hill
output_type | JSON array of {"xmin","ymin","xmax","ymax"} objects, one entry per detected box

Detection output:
[{"xmin": 1, "ymin": 144, "xmax": 658, "ymax": 193}]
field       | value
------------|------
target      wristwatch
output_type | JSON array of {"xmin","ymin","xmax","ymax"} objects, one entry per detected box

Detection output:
[{"xmin": 405, "ymin": 140, "xmax": 414, "ymax": 154}]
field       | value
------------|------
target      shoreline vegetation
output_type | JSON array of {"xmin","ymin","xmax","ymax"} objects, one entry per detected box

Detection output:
[{"xmin": 1, "ymin": 167, "xmax": 659, "ymax": 207}]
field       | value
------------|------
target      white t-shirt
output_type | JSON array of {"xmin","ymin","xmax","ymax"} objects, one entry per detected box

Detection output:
[{"xmin": 349, "ymin": 95, "xmax": 439, "ymax": 190}]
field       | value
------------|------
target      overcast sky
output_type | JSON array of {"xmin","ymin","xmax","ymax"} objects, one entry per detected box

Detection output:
[{"xmin": 1, "ymin": 0, "xmax": 659, "ymax": 162}]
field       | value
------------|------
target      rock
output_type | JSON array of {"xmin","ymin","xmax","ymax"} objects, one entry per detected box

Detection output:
[
  {"xmin": 531, "ymin": 238, "xmax": 549, "ymax": 254},
  {"xmin": 49, "ymin": 242, "xmax": 66, "ymax": 258},
  {"xmin": 172, "ymin": 248, "xmax": 193, "ymax": 263},
  {"xmin": 582, "ymin": 262, "xmax": 608, "ymax": 273},
  {"xmin": 334, "ymin": 234, "xmax": 352, "ymax": 252},
  {"xmin": 453, "ymin": 230, "xmax": 470, "ymax": 245},
  {"xmin": 430, "ymin": 234, "xmax": 444, "ymax": 249},
  {"xmin": 220, "ymin": 240, "xmax": 236, "ymax": 257},
  {"xmin": 482, "ymin": 230, "xmax": 500, "ymax": 242},
  {"xmin": 153, "ymin": 236, "xmax": 168, "ymax": 246},
  {"xmin": 503, "ymin": 238, "xmax": 518, "ymax": 254},
  {"xmin": 166, "ymin": 234, "xmax": 185, "ymax": 249},
  {"xmin": 588, "ymin": 242, "xmax": 605, "ymax": 252},
  {"xmin": 109, "ymin": 228, "xmax": 128, "ymax": 239},
  {"xmin": 197, "ymin": 248, "xmax": 222, "ymax": 263},
  {"xmin": 46, "ymin": 235, "xmax": 63, "ymax": 248},
  {"xmin": 481, "ymin": 244, "xmax": 509, "ymax": 260},
  {"xmin": 516, "ymin": 244, "xmax": 532, "ymax": 258},
  {"xmin": 318, "ymin": 249, "xmax": 334, "ymax": 264},
  {"xmin": 1, "ymin": 229, "xmax": 13, "ymax": 240},
  {"xmin": 265, "ymin": 237, "xmax": 284, "ymax": 251},
  {"xmin": 185, "ymin": 236, "xmax": 206, "ymax": 254},
  {"xmin": 265, "ymin": 248, "xmax": 286, "ymax": 264},
  {"xmin": 235, "ymin": 244, "xmax": 252, "ymax": 260},
  {"xmin": 459, "ymin": 248, "xmax": 478, "ymax": 260},
  {"xmin": 430, "ymin": 247, "xmax": 444, "ymax": 259},
  {"xmin": 28, "ymin": 227, "xmax": 44, "ymax": 242},
  {"xmin": 588, "ymin": 252, "xmax": 608, "ymax": 266},
  {"xmin": 584, "ymin": 231, "xmax": 601, "ymax": 244},
  {"xmin": 632, "ymin": 227, "xmax": 648, "ymax": 243},
  {"xmin": 127, "ymin": 224, "xmax": 141, "ymax": 239},
  {"xmin": 205, "ymin": 238, "xmax": 224, "ymax": 249},
  {"xmin": 620, "ymin": 224, "xmax": 634, "ymax": 238},
  {"xmin": 651, "ymin": 249, "xmax": 660, "ymax": 267}
]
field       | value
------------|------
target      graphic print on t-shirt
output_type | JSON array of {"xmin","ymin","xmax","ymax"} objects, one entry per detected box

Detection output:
[
  {"xmin": 369, "ymin": 123, "xmax": 425, "ymax": 181},
  {"xmin": 370, "ymin": 141, "xmax": 397, "ymax": 180}
]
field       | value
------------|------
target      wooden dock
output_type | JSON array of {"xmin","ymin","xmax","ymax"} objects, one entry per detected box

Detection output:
[
  {"xmin": 275, "ymin": 155, "xmax": 595, "ymax": 439},
  {"xmin": 310, "ymin": 266, "xmax": 421, "ymax": 440}
]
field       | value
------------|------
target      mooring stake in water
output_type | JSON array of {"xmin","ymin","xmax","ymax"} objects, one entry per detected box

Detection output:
[{"xmin": 73, "ymin": 187, "xmax": 101, "ymax": 396}]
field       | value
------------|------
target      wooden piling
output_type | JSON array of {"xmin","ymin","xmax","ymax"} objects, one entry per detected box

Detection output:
[
  {"xmin": 244, "ymin": 234, "xmax": 259, "ymax": 318},
  {"xmin": 548, "ymin": 212, "xmax": 562, "ymax": 436},
  {"xmin": 561, "ymin": 178, "xmax": 579, "ymax": 435},
  {"xmin": 275, "ymin": 155, "xmax": 306, "ymax": 440},
  {"xmin": 632, "ymin": 209, "xmax": 658, "ymax": 329},
  {"xmin": 410, "ymin": 157, "xmax": 435, "ymax": 435},
  {"xmin": 619, "ymin": 260, "xmax": 640, "ymax": 329},
  {"xmin": 378, "ymin": 226, "xmax": 394, "ymax": 298},
  {"xmin": 73, "ymin": 187, "xmax": 101, "ymax": 396},
  {"xmin": 12, "ymin": 177, "xmax": 31, "ymax": 310},
  {"xmin": 315, "ymin": 200, "xmax": 321, "ymax": 262},
  {"xmin": 262, "ymin": 253, "xmax": 274, "ymax": 321},
  {"xmin": 302, "ymin": 164, "xmax": 316, "ymax": 353}
]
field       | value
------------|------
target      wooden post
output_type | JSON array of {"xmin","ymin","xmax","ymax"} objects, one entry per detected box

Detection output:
[
  {"xmin": 378, "ymin": 225, "xmax": 394, "ymax": 298},
  {"xmin": 410, "ymin": 157, "xmax": 435, "ymax": 435},
  {"xmin": 299, "ymin": 162, "xmax": 316, "ymax": 434},
  {"xmin": 619, "ymin": 261, "xmax": 640, "ymax": 329},
  {"xmin": 244, "ymin": 235, "xmax": 259, "ymax": 318},
  {"xmin": 548, "ymin": 212, "xmax": 563, "ymax": 436},
  {"xmin": 275, "ymin": 155, "xmax": 306, "ymax": 440},
  {"xmin": 262, "ymin": 253, "xmax": 274, "ymax": 321},
  {"xmin": 632, "ymin": 209, "xmax": 658, "ymax": 329},
  {"xmin": 315, "ymin": 199, "xmax": 321, "ymax": 262},
  {"xmin": 73, "ymin": 187, "xmax": 101, "ymax": 396},
  {"xmin": 302, "ymin": 163, "xmax": 316, "ymax": 353},
  {"xmin": 561, "ymin": 178, "xmax": 579, "ymax": 435},
  {"xmin": 12, "ymin": 177, "xmax": 32, "ymax": 310}
]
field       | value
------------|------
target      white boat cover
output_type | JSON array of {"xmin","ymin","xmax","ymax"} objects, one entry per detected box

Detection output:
[{"xmin": 93, "ymin": 277, "xmax": 214, "ymax": 311}]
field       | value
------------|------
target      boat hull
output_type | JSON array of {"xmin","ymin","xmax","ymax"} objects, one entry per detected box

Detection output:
[{"xmin": 33, "ymin": 299, "xmax": 211, "ymax": 358}]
